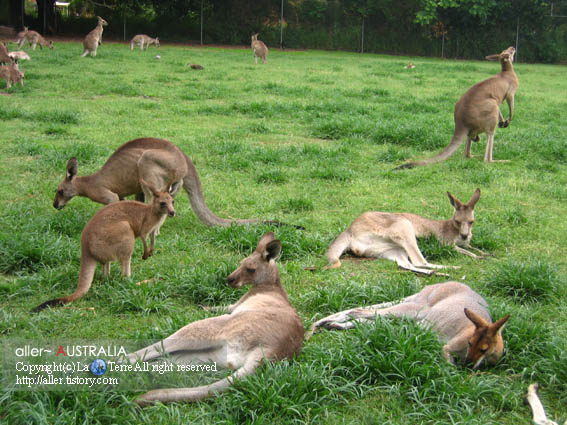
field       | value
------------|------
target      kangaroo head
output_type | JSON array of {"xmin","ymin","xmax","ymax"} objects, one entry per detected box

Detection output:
[
  {"xmin": 464, "ymin": 308, "xmax": 510, "ymax": 369},
  {"xmin": 48, "ymin": 41, "xmax": 54, "ymax": 49},
  {"xmin": 142, "ymin": 180, "xmax": 176, "ymax": 217},
  {"xmin": 97, "ymin": 16, "xmax": 108, "ymax": 26},
  {"xmin": 447, "ymin": 188, "xmax": 480, "ymax": 245},
  {"xmin": 227, "ymin": 232, "xmax": 281, "ymax": 289},
  {"xmin": 154, "ymin": 38, "xmax": 160, "ymax": 47},
  {"xmin": 53, "ymin": 157, "xmax": 79, "ymax": 210},
  {"xmin": 486, "ymin": 46, "xmax": 515, "ymax": 67},
  {"xmin": 251, "ymin": 33, "xmax": 258, "ymax": 42}
]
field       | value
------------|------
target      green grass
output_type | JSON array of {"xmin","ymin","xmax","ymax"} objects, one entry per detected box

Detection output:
[{"xmin": 1, "ymin": 40, "xmax": 567, "ymax": 424}]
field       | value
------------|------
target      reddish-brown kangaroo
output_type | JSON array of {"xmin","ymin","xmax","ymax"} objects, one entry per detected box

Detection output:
[{"xmin": 34, "ymin": 181, "xmax": 175, "ymax": 312}]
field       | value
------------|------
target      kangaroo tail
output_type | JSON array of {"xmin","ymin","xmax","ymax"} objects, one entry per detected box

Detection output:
[
  {"xmin": 32, "ymin": 255, "xmax": 97, "ymax": 312},
  {"xmin": 134, "ymin": 349, "xmax": 263, "ymax": 406},
  {"xmin": 394, "ymin": 128, "xmax": 468, "ymax": 170},
  {"xmin": 325, "ymin": 230, "xmax": 352, "ymax": 269},
  {"xmin": 182, "ymin": 154, "xmax": 302, "ymax": 229}
]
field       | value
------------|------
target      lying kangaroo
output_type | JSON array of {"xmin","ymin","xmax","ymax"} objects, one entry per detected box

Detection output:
[
  {"xmin": 0, "ymin": 61, "xmax": 24, "ymax": 89},
  {"xmin": 310, "ymin": 281, "xmax": 510, "ymax": 369},
  {"xmin": 8, "ymin": 51, "xmax": 31, "ymax": 61},
  {"xmin": 126, "ymin": 232, "xmax": 304, "ymax": 405},
  {"xmin": 251, "ymin": 33, "xmax": 268, "ymax": 64},
  {"xmin": 130, "ymin": 34, "xmax": 159, "ymax": 51},
  {"xmin": 81, "ymin": 16, "xmax": 108, "ymax": 57},
  {"xmin": 325, "ymin": 189, "xmax": 485, "ymax": 274},
  {"xmin": 34, "ymin": 180, "xmax": 175, "ymax": 312},
  {"xmin": 526, "ymin": 383, "xmax": 565, "ymax": 425},
  {"xmin": 17, "ymin": 30, "xmax": 53, "ymax": 50},
  {"xmin": 397, "ymin": 47, "xmax": 518, "ymax": 169},
  {"xmin": 53, "ymin": 138, "xmax": 286, "ymax": 228}
]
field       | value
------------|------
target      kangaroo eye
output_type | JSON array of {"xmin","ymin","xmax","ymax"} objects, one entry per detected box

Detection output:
[
  {"xmin": 246, "ymin": 268, "xmax": 255, "ymax": 274},
  {"xmin": 160, "ymin": 202, "xmax": 166, "ymax": 207},
  {"xmin": 480, "ymin": 348, "xmax": 488, "ymax": 353},
  {"xmin": 58, "ymin": 190, "xmax": 64, "ymax": 196}
]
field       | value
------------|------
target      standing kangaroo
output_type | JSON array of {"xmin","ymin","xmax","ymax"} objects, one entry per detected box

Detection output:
[
  {"xmin": 34, "ymin": 181, "xmax": 175, "ymax": 312},
  {"xmin": 130, "ymin": 34, "xmax": 160, "ymax": 51},
  {"xmin": 0, "ymin": 42, "xmax": 13, "ymax": 65},
  {"xmin": 53, "ymin": 138, "xmax": 286, "ymax": 227},
  {"xmin": 251, "ymin": 33, "xmax": 268, "ymax": 64},
  {"xmin": 397, "ymin": 47, "xmax": 518, "ymax": 169},
  {"xmin": 310, "ymin": 281, "xmax": 510, "ymax": 369},
  {"xmin": 126, "ymin": 232, "xmax": 304, "ymax": 405},
  {"xmin": 325, "ymin": 189, "xmax": 484, "ymax": 274},
  {"xmin": 0, "ymin": 61, "xmax": 24, "ymax": 89},
  {"xmin": 17, "ymin": 30, "xmax": 53, "ymax": 50},
  {"xmin": 81, "ymin": 16, "xmax": 108, "ymax": 57}
]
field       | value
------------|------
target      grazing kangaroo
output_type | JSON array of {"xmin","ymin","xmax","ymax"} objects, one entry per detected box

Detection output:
[
  {"xmin": 81, "ymin": 16, "xmax": 108, "ymax": 57},
  {"xmin": 325, "ymin": 189, "xmax": 485, "ymax": 274},
  {"xmin": 126, "ymin": 232, "xmax": 304, "ymax": 405},
  {"xmin": 396, "ymin": 47, "xmax": 518, "ymax": 169},
  {"xmin": 251, "ymin": 33, "xmax": 268, "ymax": 64},
  {"xmin": 15, "ymin": 26, "xmax": 28, "ymax": 44},
  {"xmin": 53, "ymin": 138, "xmax": 290, "ymax": 228},
  {"xmin": 0, "ymin": 61, "xmax": 24, "ymax": 89},
  {"xmin": 17, "ymin": 30, "xmax": 53, "ymax": 50},
  {"xmin": 310, "ymin": 281, "xmax": 510, "ymax": 369},
  {"xmin": 34, "ymin": 181, "xmax": 175, "ymax": 312},
  {"xmin": 526, "ymin": 383, "xmax": 565, "ymax": 425},
  {"xmin": 130, "ymin": 34, "xmax": 159, "ymax": 51}
]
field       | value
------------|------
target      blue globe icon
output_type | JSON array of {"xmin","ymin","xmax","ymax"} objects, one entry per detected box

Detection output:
[{"xmin": 89, "ymin": 358, "xmax": 107, "ymax": 376}]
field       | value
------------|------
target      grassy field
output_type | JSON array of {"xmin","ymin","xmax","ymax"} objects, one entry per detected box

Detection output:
[{"xmin": 1, "ymin": 40, "xmax": 566, "ymax": 425}]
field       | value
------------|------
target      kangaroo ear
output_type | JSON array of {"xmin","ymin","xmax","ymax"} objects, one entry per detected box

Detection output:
[
  {"xmin": 141, "ymin": 179, "xmax": 161, "ymax": 197},
  {"xmin": 257, "ymin": 232, "xmax": 275, "ymax": 249},
  {"xmin": 464, "ymin": 308, "xmax": 489, "ymax": 328},
  {"xmin": 466, "ymin": 188, "xmax": 481, "ymax": 208},
  {"xmin": 485, "ymin": 54, "xmax": 500, "ymax": 61},
  {"xmin": 491, "ymin": 314, "xmax": 510, "ymax": 335},
  {"xmin": 66, "ymin": 157, "xmax": 78, "ymax": 180},
  {"xmin": 264, "ymin": 239, "xmax": 282, "ymax": 262},
  {"xmin": 447, "ymin": 192, "xmax": 463, "ymax": 209}
]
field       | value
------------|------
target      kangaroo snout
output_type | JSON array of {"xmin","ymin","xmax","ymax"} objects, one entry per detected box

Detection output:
[
  {"xmin": 226, "ymin": 275, "xmax": 237, "ymax": 287},
  {"xmin": 168, "ymin": 210, "xmax": 175, "ymax": 217},
  {"xmin": 460, "ymin": 233, "xmax": 469, "ymax": 240},
  {"xmin": 53, "ymin": 200, "xmax": 64, "ymax": 210}
]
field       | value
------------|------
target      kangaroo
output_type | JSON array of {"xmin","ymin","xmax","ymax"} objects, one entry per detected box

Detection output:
[
  {"xmin": 396, "ymin": 47, "xmax": 518, "ymax": 169},
  {"xmin": 53, "ymin": 138, "xmax": 289, "ymax": 228},
  {"xmin": 126, "ymin": 232, "xmax": 304, "ymax": 405},
  {"xmin": 8, "ymin": 51, "xmax": 31, "ymax": 61},
  {"xmin": 17, "ymin": 30, "xmax": 53, "ymax": 50},
  {"xmin": 526, "ymin": 383, "xmax": 565, "ymax": 425},
  {"xmin": 309, "ymin": 281, "xmax": 510, "ymax": 369},
  {"xmin": 130, "ymin": 34, "xmax": 159, "ymax": 51},
  {"xmin": 0, "ymin": 41, "xmax": 12, "ymax": 64},
  {"xmin": 251, "ymin": 33, "xmax": 268, "ymax": 64},
  {"xmin": 15, "ymin": 26, "xmax": 28, "ymax": 44},
  {"xmin": 34, "ymin": 180, "xmax": 175, "ymax": 312},
  {"xmin": 81, "ymin": 16, "xmax": 108, "ymax": 57},
  {"xmin": 325, "ymin": 189, "xmax": 485, "ymax": 274},
  {"xmin": 0, "ymin": 61, "xmax": 24, "ymax": 89}
]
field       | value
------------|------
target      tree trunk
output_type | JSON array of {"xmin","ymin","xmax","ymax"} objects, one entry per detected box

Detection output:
[
  {"xmin": 361, "ymin": 17, "xmax": 365, "ymax": 53},
  {"xmin": 9, "ymin": 0, "xmax": 25, "ymax": 31},
  {"xmin": 37, "ymin": 0, "xmax": 56, "ymax": 35}
]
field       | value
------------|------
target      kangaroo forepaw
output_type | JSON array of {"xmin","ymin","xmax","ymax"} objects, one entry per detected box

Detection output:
[
  {"xmin": 498, "ymin": 120, "xmax": 509, "ymax": 128},
  {"xmin": 142, "ymin": 250, "xmax": 153, "ymax": 260},
  {"xmin": 323, "ymin": 260, "xmax": 341, "ymax": 270}
]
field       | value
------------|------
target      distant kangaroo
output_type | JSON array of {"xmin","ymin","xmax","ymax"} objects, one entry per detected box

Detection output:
[
  {"xmin": 126, "ymin": 232, "xmax": 304, "ymax": 405},
  {"xmin": 325, "ymin": 189, "xmax": 485, "ymax": 274},
  {"xmin": 17, "ymin": 30, "xmax": 53, "ymax": 50},
  {"xmin": 0, "ymin": 61, "xmax": 24, "ymax": 89},
  {"xmin": 81, "ymin": 16, "xmax": 108, "ymax": 57},
  {"xmin": 397, "ymin": 47, "xmax": 518, "ymax": 169},
  {"xmin": 251, "ymin": 33, "xmax": 268, "ymax": 64},
  {"xmin": 130, "ymin": 34, "xmax": 159, "ymax": 51},
  {"xmin": 34, "ymin": 180, "xmax": 175, "ymax": 312},
  {"xmin": 310, "ymin": 281, "xmax": 510, "ymax": 369},
  {"xmin": 53, "ymin": 138, "xmax": 286, "ymax": 228}
]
